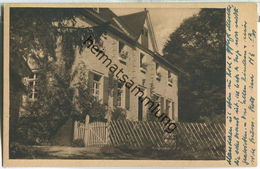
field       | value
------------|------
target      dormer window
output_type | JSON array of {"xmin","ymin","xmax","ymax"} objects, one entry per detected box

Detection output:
[{"xmin": 168, "ymin": 70, "xmax": 173, "ymax": 86}]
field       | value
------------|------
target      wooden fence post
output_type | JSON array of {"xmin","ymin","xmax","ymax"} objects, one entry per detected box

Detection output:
[
  {"xmin": 84, "ymin": 115, "xmax": 90, "ymax": 146},
  {"xmin": 105, "ymin": 122, "xmax": 110, "ymax": 145},
  {"xmin": 73, "ymin": 121, "xmax": 78, "ymax": 140}
]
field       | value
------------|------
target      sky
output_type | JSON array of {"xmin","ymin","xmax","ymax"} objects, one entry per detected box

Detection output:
[{"xmin": 112, "ymin": 8, "xmax": 201, "ymax": 54}]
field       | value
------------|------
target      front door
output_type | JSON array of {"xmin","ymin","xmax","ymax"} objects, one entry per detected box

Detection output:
[{"xmin": 138, "ymin": 97, "xmax": 143, "ymax": 121}]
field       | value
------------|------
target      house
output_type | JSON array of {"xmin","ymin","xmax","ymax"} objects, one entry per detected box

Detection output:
[
  {"xmin": 15, "ymin": 8, "xmax": 180, "ymax": 145},
  {"xmin": 18, "ymin": 8, "xmax": 180, "ymax": 122},
  {"xmin": 68, "ymin": 8, "xmax": 180, "ymax": 122}
]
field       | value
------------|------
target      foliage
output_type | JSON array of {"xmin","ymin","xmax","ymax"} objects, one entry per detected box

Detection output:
[
  {"xmin": 9, "ymin": 142, "xmax": 48, "ymax": 159},
  {"xmin": 72, "ymin": 85, "xmax": 107, "ymax": 123},
  {"xmin": 163, "ymin": 9, "xmax": 226, "ymax": 122},
  {"xmin": 147, "ymin": 111, "xmax": 158, "ymax": 122},
  {"xmin": 71, "ymin": 139, "xmax": 85, "ymax": 147},
  {"xmin": 10, "ymin": 8, "xmax": 107, "ymax": 144},
  {"xmin": 16, "ymin": 70, "xmax": 75, "ymax": 144},
  {"xmin": 10, "ymin": 142, "xmax": 31, "ymax": 158},
  {"xmin": 111, "ymin": 107, "xmax": 127, "ymax": 120},
  {"xmin": 70, "ymin": 61, "xmax": 107, "ymax": 123}
]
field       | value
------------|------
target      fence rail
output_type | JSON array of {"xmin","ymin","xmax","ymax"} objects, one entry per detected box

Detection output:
[
  {"xmin": 175, "ymin": 122, "xmax": 225, "ymax": 158},
  {"xmin": 74, "ymin": 121, "xmax": 109, "ymax": 147},
  {"xmin": 74, "ymin": 120, "xmax": 225, "ymax": 158},
  {"xmin": 109, "ymin": 120, "xmax": 175, "ymax": 149}
]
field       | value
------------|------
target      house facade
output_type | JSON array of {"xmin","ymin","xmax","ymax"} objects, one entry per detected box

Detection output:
[
  {"xmin": 19, "ymin": 8, "xmax": 179, "ymax": 122},
  {"xmin": 69, "ymin": 8, "xmax": 180, "ymax": 122}
]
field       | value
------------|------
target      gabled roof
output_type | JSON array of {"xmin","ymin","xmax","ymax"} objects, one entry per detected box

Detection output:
[
  {"xmin": 92, "ymin": 8, "xmax": 122, "ymax": 30},
  {"xmin": 82, "ymin": 8, "xmax": 183, "ymax": 74},
  {"xmin": 88, "ymin": 9, "xmax": 148, "ymax": 41},
  {"xmin": 118, "ymin": 11, "xmax": 147, "ymax": 41}
]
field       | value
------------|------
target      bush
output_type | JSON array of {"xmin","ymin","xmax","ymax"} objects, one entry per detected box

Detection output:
[
  {"xmin": 71, "ymin": 139, "xmax": 85, "ymax": 147},
  {"xmin": 10, "ymin": 142, "xmax": 32, "ymax": 158},
  {"xmin": 111, "ymin": 108, "xmax": 127, "ymax": 120},
  {"xmin": 10, "ymin": 142, "xmax": 51, "ymax": 159}
]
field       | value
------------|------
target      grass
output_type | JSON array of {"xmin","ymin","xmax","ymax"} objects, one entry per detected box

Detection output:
[{"xmin": 10, "ymin": 143, "xmax": 224, "ymax": 160}]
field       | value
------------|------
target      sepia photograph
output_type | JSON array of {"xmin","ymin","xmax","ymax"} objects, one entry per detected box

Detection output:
[{"xmin": 7, "ymin": 6, "xmax": 227, "ymax": 161}]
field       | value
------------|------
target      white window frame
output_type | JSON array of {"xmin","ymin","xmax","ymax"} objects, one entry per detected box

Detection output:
[
  {"xmin": 92, "ymin": 74, "xmax": 102, "ymax": 100},
  {"xmin": 27, "ymin": 73, "xmax": 38, "ymax": 102}
]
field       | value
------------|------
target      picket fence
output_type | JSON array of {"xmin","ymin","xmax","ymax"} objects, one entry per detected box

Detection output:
[
  {"xmin": 175, "ymin": 122, "xmax": 226, "ymax": 158},
  {"xmin": 74, "ymin": 120, "xmax": 225, "ymax": 158},
  {"xmin": 74, "ymin": 121, "xmax": 109, "ymax": 147}
]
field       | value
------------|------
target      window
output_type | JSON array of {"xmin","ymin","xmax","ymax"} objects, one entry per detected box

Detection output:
[
  {"xmin": 140, "ymin": 53, "xmax": 147, "ymax": 71},
  {"xmin": 142, "ymin": 28, "xmax": 148, "ymax": 36},
  {"xmin": 168, "ymin": 70, "xmax": 171, "ymax": 79},
  {"xmin": 151, "ymin": 93, "xmax": 161, "ymax": 114},
  {"xmin": 156, "ymin": 63, "xmax": 159, "ymax": 74},
  {"xmin": 117, "ymin": 82, "xmax": 124, "ymax": 107},
  {"xmin": 27, "ymin": 73, "xmax": 38, "ymax": 101},
  {"xmin": 168, "ymin": 70, "xmax": 173, "ymax": 86},
  {"xmin": 119, "ymin": 41, "xmax": 125, "ymax": 53},
  {"xmin": 166, "ymin": 99, "xmax": 171, "ymax": 116},
  {"xmin": 92, "ymin": 74, "xmax": 101, "ymax": 99},
  {"xmin": 156, "ymin": 63, "xmax": 161, "ymax": 80},
  {"xmin": 119, "ymin": 41, "xmax": 128, "ymax": 64},
  {"xmin": 140, "ymin": 53, "xmax": 144, "ymax": 67}
]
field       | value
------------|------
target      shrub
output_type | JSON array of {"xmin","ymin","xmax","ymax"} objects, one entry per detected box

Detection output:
[
  {"xmin": 71, "ymin": 139, "xmax": 85, "ymax": 147},
  {"xmin": 72, "ymin": 85, "xmax": 107, "ymax": 123},
  {"xmin": 111, "ymin": 107, "xmax": 127, "ymax": 120},
  {"xmin": 10, "ymin": 142, "xmax": 32, "ymax": 158},
  {"xmin": 10, "ymin": 142, "xmax": 50, "ymax": 159}
]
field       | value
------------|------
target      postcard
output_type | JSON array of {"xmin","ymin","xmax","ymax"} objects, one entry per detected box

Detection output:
[{"xmin": 2, "ymin": 3, "xmax": 257, "ymax": 167}]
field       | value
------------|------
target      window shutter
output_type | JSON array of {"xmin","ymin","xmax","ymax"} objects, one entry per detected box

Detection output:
[
  {"xmin": 172, "ymin": 102, "xmax": 175, "ymax": 120},
  {"xmin": 103, "ymin": 76, "xmax": 109, "ymax": 105},
  {"xmin": 88, "ymin": 71, "xmax": 94, "ymax": 93},
  {"xmin": 160, "ymin": 97, "xmax": 164, "ymax": 114},
  {"xmin": 113, "ymin": 80, "xmax": 118, "ymax": 107},
  {"xmin": 125, "ymin": 87, "xmax": 130, "ymax": 110}
]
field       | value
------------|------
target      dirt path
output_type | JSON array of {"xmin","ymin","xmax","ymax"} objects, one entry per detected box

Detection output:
[{"xmin": 32, "ymin": 146, "xmax": 146, "ymax": 159}]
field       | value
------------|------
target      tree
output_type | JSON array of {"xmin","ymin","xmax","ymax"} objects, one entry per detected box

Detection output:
[
  {"xmin": 10, "ymin": 8, "xmax": 107, "ymax": 144},
  {"xmin": 163, "ymin": 9, "xmax": 225, "ymax": 122}
]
